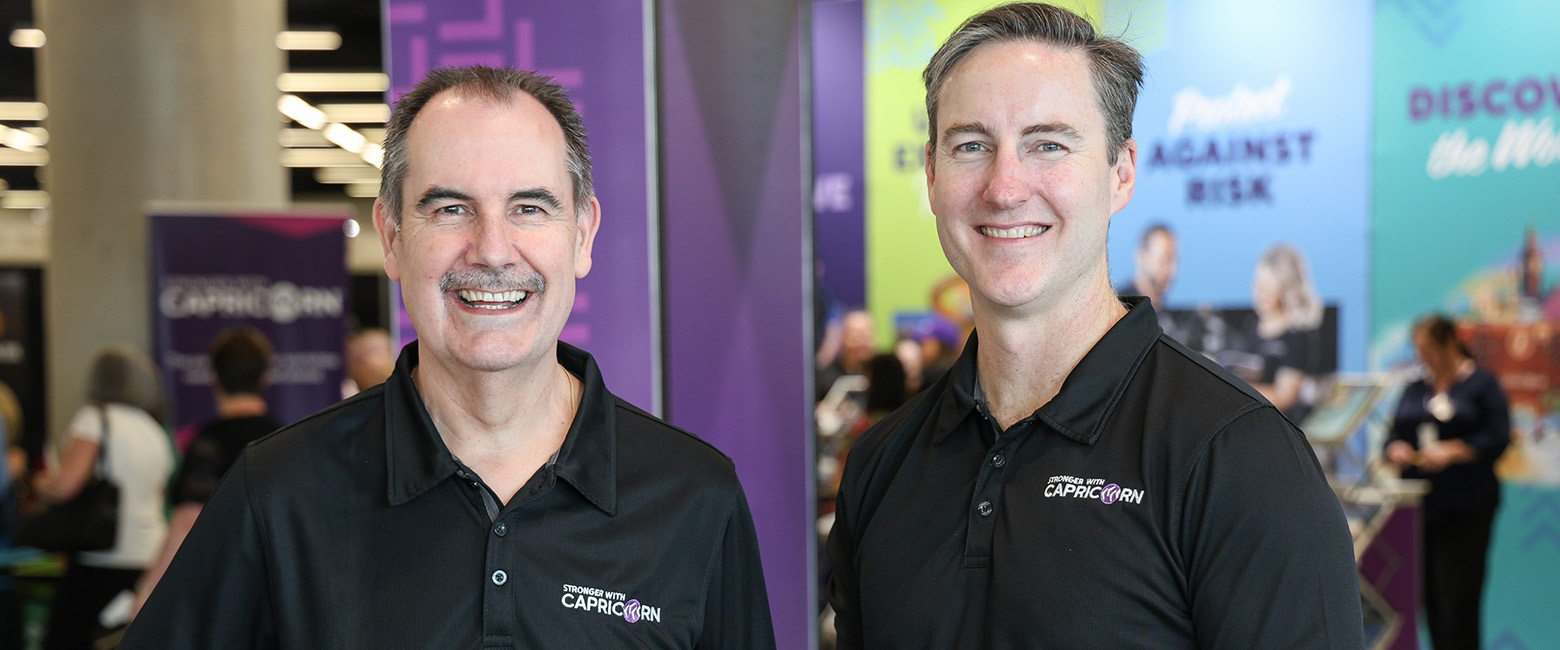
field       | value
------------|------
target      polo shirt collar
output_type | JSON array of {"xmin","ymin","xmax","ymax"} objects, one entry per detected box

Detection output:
[
  {"xmin": 932, "ymin": 296, "xmax": 1161, "ymax": 445},
  {"xmin": 384, "ymin": 341, "xmax": 618, "ymax": 515}
]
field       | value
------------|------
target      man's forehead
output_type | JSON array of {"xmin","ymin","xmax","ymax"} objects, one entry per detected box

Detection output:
[
  {"xmin": 400, "ymin": 90, "xmax": 571, "ymax": 196},
  {"xmin": 937, "ymin": 40, "xmax": 1100, "ymax": 126}
]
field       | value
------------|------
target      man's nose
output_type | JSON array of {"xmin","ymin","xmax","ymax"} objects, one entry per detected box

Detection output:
[
  {"xmin": 982, "ymin": 150, "xmax": 1029, "ymax": 209},
  {"xmin": 466, "ymin": 211, "xmax": 517, "ymax": 268}
]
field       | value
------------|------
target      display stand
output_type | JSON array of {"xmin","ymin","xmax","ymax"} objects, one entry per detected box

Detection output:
[{"xmin": 1302, "ymin": 375, "xmax": 1426, "ymax": 650}]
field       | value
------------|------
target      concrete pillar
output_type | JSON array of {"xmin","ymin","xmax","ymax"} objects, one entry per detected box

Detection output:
[{"xmin": 37, "ymin": 0, "xmax": 286, "ymax": 440}]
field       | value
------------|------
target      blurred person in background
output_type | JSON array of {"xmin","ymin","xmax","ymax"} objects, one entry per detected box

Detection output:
[
  {"xmin": 1116, "ymin": 223, "xmax": 1177, "ymax": 312},
  {"xmin": 131, "ymin": 327, "xmax": 281, "ymax": 619},
  {"xmin": 1246, "ymin": 243, "xmax": 1325, "ymax": 421},
  {"xmin": 817, "ymin": 309, "xmax": 876, "ymax": 402},
  {"xmin": 1385, "ymin": 314, "xmax": 1511, "ymax": 650},
  {"xmin": 342, "ymin": 327, "xmax": 396, "ymax": 397},
  {"xmin": 31, "ymin": 346, "xmax": 172, "ymax": 650}
]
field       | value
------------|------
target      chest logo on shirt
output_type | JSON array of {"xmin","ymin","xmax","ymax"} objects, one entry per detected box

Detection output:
[
  {"xmin": 561, "ymin": 584, "xmax": 662, "ymax": 624},
  {"xmin": 1044, "ymin": 475, "xmax": 1145, "ymax": 505}
]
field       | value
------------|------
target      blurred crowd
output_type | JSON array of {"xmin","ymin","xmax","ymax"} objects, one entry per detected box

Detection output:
[{"xmin": 0, "ymin": 328, "xmax": 396, "ymax": 650}]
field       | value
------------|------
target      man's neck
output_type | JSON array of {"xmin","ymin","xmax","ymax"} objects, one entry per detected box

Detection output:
[
  {"xmin": 413, "ymin": 346, "xmax": 580, "ymax": 504},
  {"xmin": 215, "ymin": 393, "xmax": 268, "ymax": 419},
  {"xmin": 974, "ymin": 280, "xmax": 1127, "ymax": 431}
]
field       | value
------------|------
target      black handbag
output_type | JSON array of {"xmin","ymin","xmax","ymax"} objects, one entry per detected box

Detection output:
[{"xmin": 17, "ymin": 406, "xmax": 121, "ymax": 552}]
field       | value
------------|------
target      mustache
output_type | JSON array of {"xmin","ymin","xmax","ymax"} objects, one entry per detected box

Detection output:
[{"xmin": 438, "ymin": 268, "xmax": 546, "ymax": 294}]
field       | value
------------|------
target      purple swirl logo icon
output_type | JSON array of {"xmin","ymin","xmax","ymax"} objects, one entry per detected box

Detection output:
[
  {"xmin": 1100, "ymin": 484, "xmax": 1122, "ymax": 504},
  {"xmin": 624, "ymin": 599, "xmax": 642, "ymax": 623}
]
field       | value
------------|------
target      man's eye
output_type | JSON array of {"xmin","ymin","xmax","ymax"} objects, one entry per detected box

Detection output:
[
  {"xmin": 1037, "ymin": 142, "xmax": 1064, "ymax": 153},
  {"xmin": 955, "ymin": 142, "xmax": 987, "ymax": 153},
  {"xmin": 436, "ymin": 205, "xmax": 469, "ymax": 216},
  {"xmin": 516, "ymin": 205, "xmax": 541, "ymax": 215}
]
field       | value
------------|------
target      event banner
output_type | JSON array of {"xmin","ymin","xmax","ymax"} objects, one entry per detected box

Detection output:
[
  {"xmin": 1375, "ymin": 2, "xmax": 1560, "ymax": 647},
  {"xmin": 863, "ymin": 0, "xmax": 1097, "ymax": 344},
  {"xmin": 1372, "ymin": 0, "xmax": 1560, "ymax": 482},
  {"xmin": 149, "ymin": 213, "xmax": 350, "ymax": 434},
  {"xmin": 385, "ymin": 0, "xmax": 659, "ymax": 412},
  {"xmin": 813, "ymin": 0, "xmax": 866, "ymax": 311},
  {"xmin": 0, "ymin": 269, "xmax": 43, "ymax": 457},
  {"xmin": 1107, "ymin": 0, "xmax": 1371, "ymax": 380}
]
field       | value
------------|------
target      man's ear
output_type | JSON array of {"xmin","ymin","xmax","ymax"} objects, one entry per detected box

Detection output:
[
  {"xmin": 1110, "ymin": 138, "xmax": 1138, "ymax": 216},
  {"xmin": 372, "ymin": 198, "xmax": 401, "ymax": 282},
  {"xmin": 574, "ymin": 196, "xmax": 603, "ymax": 279}
]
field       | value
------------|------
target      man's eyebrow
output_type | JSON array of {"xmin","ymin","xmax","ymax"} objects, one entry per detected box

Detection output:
[
  {"xmin": 941, "ymin": 122, "xmax": 992, "ymax": 143},
  {"xmin": 1021, "ymin": 122, "xmax": 1082, "ymax": 139},
  {"xmin": 415, "ymin": 187, "xmax": 474, "ymax": 211},
  {"xmin": 509, "ymin": 188, "xmax": 563, "ymax": 211}
]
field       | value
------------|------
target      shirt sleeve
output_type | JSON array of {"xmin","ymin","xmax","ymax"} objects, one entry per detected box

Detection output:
[
  {"xmin": 825, "ymin": 476, "xmax": 863, "ymax": 650},
  {"xmin": 119, "ymin": 453, "xmax": 277, "ymax": 650},
  {"xmin": 1464, "ymin": 373, "xmax": 1512, "ymax": 462},
  {"xmin": 66, "ymin": 407, "xmax": 102, "ymax": 445},
  {"xmin": 1181, "ymin": 406, "xmax": 1364, "ymax": 650},
  {"xmin": 169, "ymin": 432, "xmax": 228, "ymax": 506},
  {"xmin": 696, "ymin": 485, "xmax": 777, "ymax": 650}
]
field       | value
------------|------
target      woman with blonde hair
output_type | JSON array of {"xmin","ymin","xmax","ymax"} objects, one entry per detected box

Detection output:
[
  {"xmin": 1249, "ymin": 243, "xmax": 1325, "ymax": 420},
  {"xmin": 31, "ymin": 346, "xmax": 173, "ymax": 650}
]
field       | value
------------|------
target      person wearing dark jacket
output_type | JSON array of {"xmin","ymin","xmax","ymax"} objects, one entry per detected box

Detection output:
[{"xmin": 1386, "ymin": 314, "xmax": 1511, "ymax": 650}]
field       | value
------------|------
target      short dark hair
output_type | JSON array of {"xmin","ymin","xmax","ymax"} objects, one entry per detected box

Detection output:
[
  {"xmin": 1138, "ymin": 223, "xmax": 1173, "ymax": 250},
  {"xmin": 923, "ymin": 2, "xmax": 1144, "ymax": 164},
  {"xmin": 379, "ymin": 65, "xmax": 593, "ymax": 225},
  {"xmin": 209, "ymin": 327, "xmax": 273, "ymax": 396},
  {"xmin": 1414, "ymin": 313, "xmax": 1473, "ymax": 360}
]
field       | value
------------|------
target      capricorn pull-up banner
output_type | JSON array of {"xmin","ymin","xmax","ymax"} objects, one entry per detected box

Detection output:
[{"xmin": 150, "ymin": 212, "xmax": 350, "ymax": 435}]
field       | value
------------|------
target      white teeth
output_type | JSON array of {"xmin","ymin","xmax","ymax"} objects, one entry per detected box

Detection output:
[
  {"xmin": 979, "ymin": 225, "xmax": 1048, "ymax": 239},
  {"xmin": 457, "ymin": 289, "xmax": 530, "ymax": 304}
]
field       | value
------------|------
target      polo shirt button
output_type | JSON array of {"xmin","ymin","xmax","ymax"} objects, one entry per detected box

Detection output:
[
  {"xmin": 493, "ymin": 522, "xmax": 508, "ymax": 537},
  {"xmin": 492, "ymin": 570, "xmax": 508, "ymax": 586},
  {"xmin": 991, "ymin": 454, "xmax": 1006, "ymax": 468},
  {"xmin": 977, "ymin": 500, "xmax": 993, "ymax": 517}
]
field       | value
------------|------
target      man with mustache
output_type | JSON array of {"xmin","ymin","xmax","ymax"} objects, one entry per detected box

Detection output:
[
  {"xmin": 124, "ymin": 66, "xmax": 776, "ymax": 649},
  {"xmin": 826, "ymin": 4, "xmax": 1363, "ymax": 648}
]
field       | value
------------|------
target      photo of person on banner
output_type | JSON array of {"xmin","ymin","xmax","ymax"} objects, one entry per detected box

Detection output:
[{"xmin": 123, "ymin": 66, "xmax": 776, "ymax": 649}]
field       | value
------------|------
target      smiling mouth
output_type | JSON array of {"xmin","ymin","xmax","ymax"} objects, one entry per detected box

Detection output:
[
  {"xmin": 455, "ymin": 289, "xmax": 530, "ymax": 310},
  {"xmin": 978, "ymin": 225, "xmax": 1050, "ymax": 239}
]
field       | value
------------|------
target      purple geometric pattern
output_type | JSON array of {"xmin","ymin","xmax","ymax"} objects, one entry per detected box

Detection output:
[{"xmin": 385, "ymin": 0, "xmax": 657, "ymax": 411}]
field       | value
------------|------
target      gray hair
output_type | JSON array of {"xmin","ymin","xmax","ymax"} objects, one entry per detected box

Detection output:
[
  {"xmin": 923, "ymin": 2, "xmax": 1144, "ymax": 165},
  {"xmin": 85, "ymin": 345, "xmax": 166, "ymax": 424},
  {"xmin": 379, "ymin": 66, "xmax": 594, "ymax": 225}
]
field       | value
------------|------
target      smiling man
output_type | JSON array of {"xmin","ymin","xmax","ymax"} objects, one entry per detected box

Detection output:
[
  {"xmin": 124, "ymin": 67, "xmax": 775, "ymax": 649},
  {"xmin": 826, "ymin": 5, "xmax": 1363, "ymax": 649}
]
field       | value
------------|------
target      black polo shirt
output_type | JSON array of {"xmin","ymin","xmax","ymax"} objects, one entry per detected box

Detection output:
[
  {"xmin": 124, "ymin": 342, "xmax": 776, "ymax": 649},
  {"xmin": 827, "ymin": 298, "xmax": 1363, "ymax": 649}
]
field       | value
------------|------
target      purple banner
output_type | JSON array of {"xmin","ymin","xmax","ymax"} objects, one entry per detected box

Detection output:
[
  {"xmin": 660, "ymin": 1, "xmax": 813, "ymax": 646},
  {"xmin": 811, "ymin": 0, "xmax": 866, "ymax": 310},
  {"xmin": 385, "ymin": 0, "xmax": 659, "ymax": 412},
  {"xmin": 150, "ymin": 213, "xmax": 350, "ymax": 435}
]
